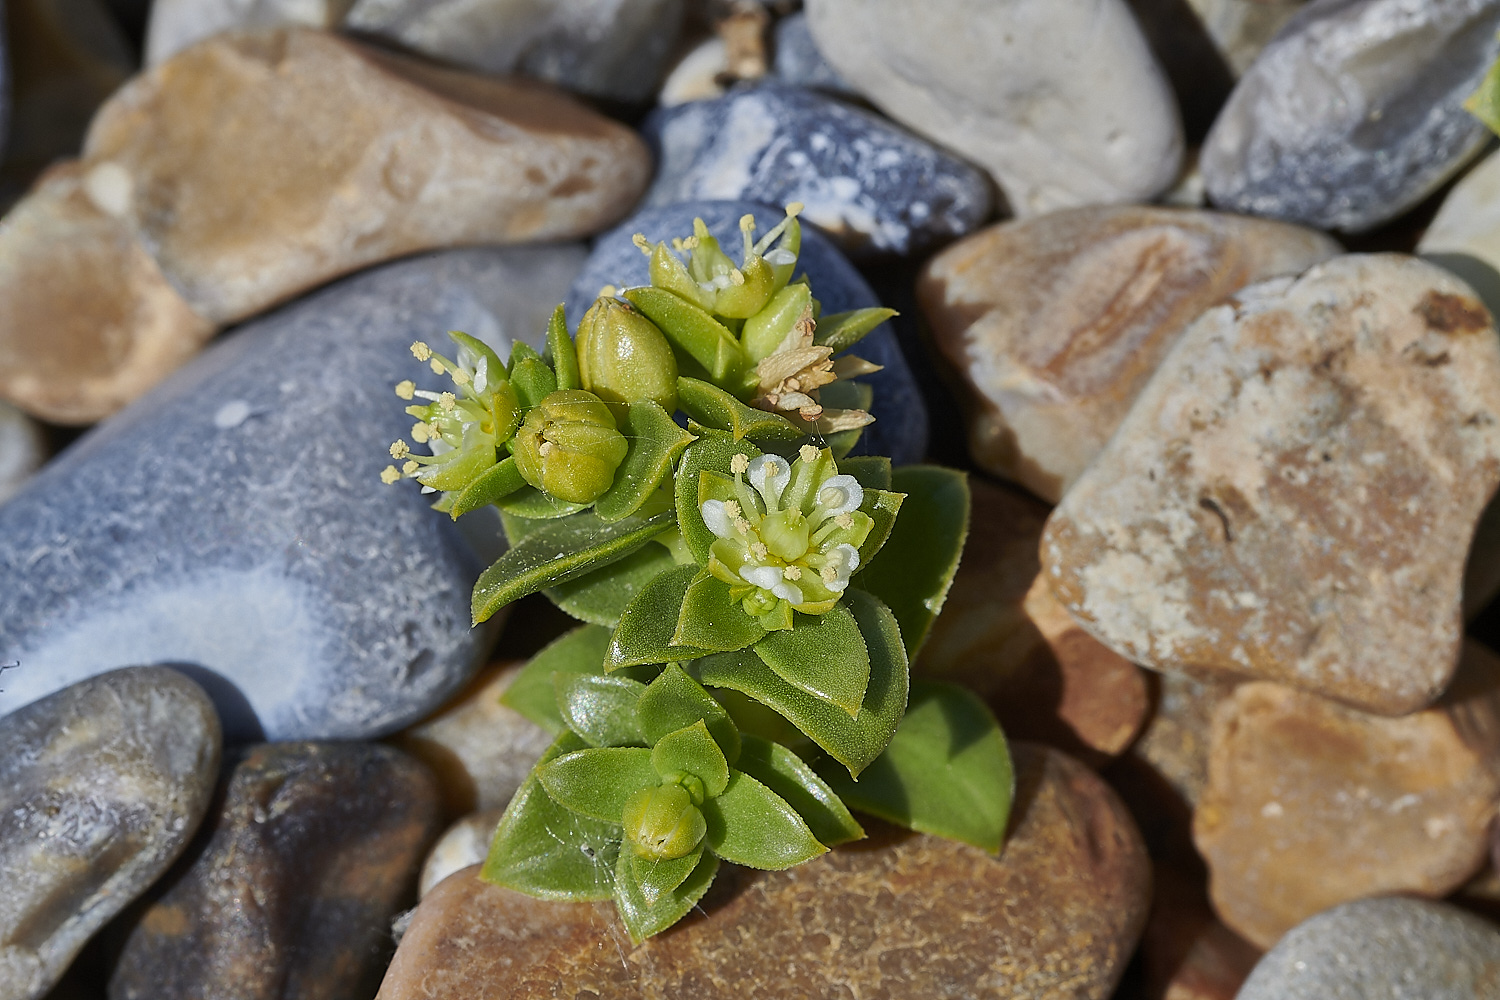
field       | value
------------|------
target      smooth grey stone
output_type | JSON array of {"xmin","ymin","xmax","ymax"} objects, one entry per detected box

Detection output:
[
  {"xmin": 0, "ymin": 246, "xmax": 586, "ymax": 742},
  {"xmin": 1203, "ymin": 0, "xmax": 1500, "ymax": 233},
  {"xmin": 0, "ymin": 400, "xmax": 44, "ymax": 505},
  {"xmin": 771, "ymin": 12, "xmax": 857, "ymax": 96},
  {"xmin": 1236, "ymin": 896, "xmax": 1500, "ymax": 999},
  {"xmin": 566, "ymin": 200, "xmax": 929, "ymax": 465},
  {"xmin": 642, "ymin": 83, "xmax": 992, "ymax": 257},
  {"xmin": 0, "ymin": 667, "xmax": 221, "ymax": 1000}
]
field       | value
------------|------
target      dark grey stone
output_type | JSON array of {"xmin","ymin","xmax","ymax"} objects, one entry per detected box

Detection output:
[
  {"xmin": 1202, "ymin": 0, "xmax": 1500, "ymax": 232},
  {"xmin": 771, "ymin": 12, "xmax": 858, "ymax": 96},
  {"xmin": 0, "ymin": 246, "xmax": 586, "ymax": 742},
  {"xmin": 642, "ymin": 83, "xmax": 992, "ymax": 257},
  {"xmin": 1236, "ymin": 896, "xmax": 1500, "ymax": 999},
  {"xmin": 0, "ymin": 667, "xmax": 221, "ymax": 1000},
  {"xmin": 566, "ymin": 200, "xmax": 929, "ymax": 465}
]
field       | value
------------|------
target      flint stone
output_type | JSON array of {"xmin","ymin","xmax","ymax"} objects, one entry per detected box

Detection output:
[
  {"xmin": 377, "ymin": 742, "xmax": 1149, "ymax": 1000},
  {"xmin": 919, "ymin": 206, "xmax": 1340, "ymax": 502},
  {"xmin": 144, "ymin": 0, "xmax": 354, "ymax": 64},
  {"xmin": 1236, "ymin": 897, "xmax": 1500, "ymax": 999},
  {"xmin": 1194, "ymin": 650, "xmax": 1500, "ymax": 948},
  {"xmin": 110, "ymin": 742, "xmax": 441, "ymax": 1000},
  {"xmin": 0, "ymin": 246, "xmax": 589, "ymax": 740},
  {"xmin": 1042, "ymin": 255, "xmax": 1500, "ymax": 715},
  {"xmin": 1202, "ymin": 0, "xmax": 1500, "ymax": 233},
  {"xmin": 567, "ymin": 199, "xmax": 928, "ymax": 465},
  {"xmin": 419, "ymin": 808, "xmax": 503, "ymax": 898},
  {"xmin": 344, "ymin": 0, "xmax": 684, "ymax": 104},
  {"xmin": 771, "ymin": 12, "xmax": 856, "ymax": 95},
  {"xmin": 804, "ymin": 0, "xmax": 1183, "ymax": 216},
  {"xmin": 919, "ymin": 479, "xmax": 1148, "ymax": 763},
  {"xmin": 642, "ymin": 84, "xmax": 992, "ymax": 258},
  {"xmin": 0, "ymin": 667, "xmax": 221, "ymax": 1000},
  {"xmin": 0, "ymin": 400, "xmax": 45, "ymax": 504}
]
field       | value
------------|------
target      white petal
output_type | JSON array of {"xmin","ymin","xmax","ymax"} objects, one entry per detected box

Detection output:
[
  {"xmin": 764, "ymin": 248, "xmax": 796, "ymax": 267},
  {"xmin": 824, "ymin": 543, "xmax": 860, "ymax": 592},
  {"xmin": 472, "ymin": 356, "xmax": 489, "ymax": 394},
  {"xmin": 771, "ymin": 581, "xmax": 804, "ymax": 604},
  {"xmin": 815, "ymin": 475, "xmax": 864, "ymax": 518},
  {"xmin": 748, "ymin": 454, "xmax": 791, "ymax": 507},
  {"xmin": 741, "ymin": 565, "xmax": 782, "ymax": 590},
  {"xmin": 701, "ymin": 499, "xmax": 736, "ymax": 539}
]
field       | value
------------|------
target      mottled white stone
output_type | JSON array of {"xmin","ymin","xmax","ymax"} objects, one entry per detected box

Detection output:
[
  {"xmin": 144, "ymin": 0, "xmax": 354, "ymax": 64},
  {"xmin": 419, "ymin": 809, "xmax": 502, "ymax": 897}
]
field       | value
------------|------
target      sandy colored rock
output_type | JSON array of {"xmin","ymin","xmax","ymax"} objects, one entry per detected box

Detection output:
[
  {"xmin": 419, "ymin": 808, "xmax": 503, "ymax": 898},
  {"xmin": 0, "ymin": 163, "xmax": 214, "ymax": 423},
  {"xmin": 1134, "ymin": 669, "xmax": 1242, "ymax": 807},
  {"xmin": 389, "ymin": 661, "xmax": 553, "ymax": 818},
  {"xmin": 918, "ymin": 479, "xmax": 1148, "ymax": 763},
  {"xmin": 919, "ymin": 206, "xmax": 1339, "ymax": 501},
  {"xmin": 378, "ymin": 743, "xmax": 1150, "ymax": 1000},
  {"xmin": 1042, "ymin": 254, "xmax": 1500, "ymax": 715},
  {"xmin": 1194, "ymin": 645, "xmax": 1500, "ymax": 948}
]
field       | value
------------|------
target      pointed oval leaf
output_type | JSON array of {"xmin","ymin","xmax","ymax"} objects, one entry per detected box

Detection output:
[
  {"xmin": 675, "ymin": 431, "xmax": 763, "ymax": 564},
  {"xmin": 556, "ymin": 673, "xmax": 648, "ymax": 747},
  {"xmin": 652, "ymin": 720, "xmax": 730, "ymax": 798},
  {"xmin": 501, "ymin": 624, "xmax": 613, "ymax": 733},
  {"xmin": 735, "ymin": 734, "xmax": 863, "ymax": 847},
  {"xmin": 753, "ymin": 603, "xmax": 869, "ymax": 717},
  {"xmin": 626, "ymin": 843, "xmax": 703, "ymax": 908},
  {"xmin": 677, "ymin": 376, "xmax": 803, "ymax": 441},
  {"xmin": 613, "ymin": 845, "xmax": 718, "ymax": 944},
  {"xmin": 545, "ymin": 304, "xmax": 581, "ymax": 390},
  {"xmin": 837, "ymin": 455, "xmax": 892, "ymax": 490},
  {"xmin": 607, "ymin": 564, "xmax": 716, "ymax": 669},
  {"xmin": 546, "ymin": 542, "xmax": 678, "ymax": 627},
  {"xmin": 637, "ymin": 662, "xmax": 742, "ymax": 764},
  {"xmin": 538, "ymin": 747, "xmax": 658, "ymax": 823},
  {"xmin": 814, "ymin": 307, "xmax": 898, "ymax": 353},
  {"xmin": 449, "ymin": 456, "xmax": 527, "ymax": 519},
  {"xmin": 703, "ymin": 771, "xmax": 825, "ymax": 870},
  {"xmin": 623, "ymin": 286, "xmax": 748, "ymax": 385},
  {"xmin": 856, "ymin": 488, "xmax": 905, "ymax": 567},
  {"xmin": 510, "ymin": 355, "xmax": 558, "ymax": 409},
  {"xmin": 595, "ymin": 401, "xmax": 697, "ymax": 523},
  {"xmin": 674, "ymin": 572, "xmax": 767, "ymax": 653},
  {"xmin": 497, "ymin": 486, "xmax": 588, "ymax": 519}
]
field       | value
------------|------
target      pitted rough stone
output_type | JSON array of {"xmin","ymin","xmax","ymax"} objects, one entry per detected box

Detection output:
[
  {"xmin": 1042, "ymin": 255, "xmax": 1500, "ymax": 715},
  {"xmin": 0, "ymin": 247, "xmax": 588, "ymax": 740},
  {"xmin": 1236, "ymin": 897, "xmax": 1500, "ymax": 999},
  {"xmin": 0, "ymin": 667, "xmax": 220, "ymax": 1000},
  {"xmin": 377, "ymin": 743, "xmax": 1149, "ymax": 1000},
  {"xmin": 920, "ymin": 206, "xmax": 1340, "ymax": 501},
  {"xmin": 110, "ymin": 742, "xmax": 440, "ymax": 1000},
  {"xmin": 1202, "ymin": 0, "xmax": 1500, "ymax": 232},
  {"xmin": 804, "ymin": 0, "xmax": 1183, "ymax": 216},
  {"xmin": 1196, "ymin": 645, "xmax": 1500, "ymax": 947}
]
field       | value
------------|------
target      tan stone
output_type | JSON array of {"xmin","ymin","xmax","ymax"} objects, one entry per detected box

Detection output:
[
  {"xmin": 419, "ymin": 808, "xmax": 503, "ymax": 898},
  {"xmin": 919, "ymin": 206, "xmax": 1339, "ymax": 502},
  {"xmin": 1194, "ymin": 644, "xmax": 1500, "ymax": 948},
  {"xmin": 388, "ymin": 661, "xmax": 553, "ymax": 819},
  {"xmin": 1042, "ymin": 255, "xmax": 1500, "ymax": 715},
  {"xmin": 0, "ymin": 163, "xmax": 214, "ymax": 424},
  {"xmin": 1135, "ymin": 669, "xmax": 1242, "ymax": 807},
  {"xmin": 377, "ymin": 743, "xmax": 1151, "ymax": 1000},
  {"xmin": 918, "ymin": 479, "xmax": 1148, "ymax": 762},
  {"xmin": 145, "ymin": 0, "xmax": 356, "ymax": 65}
]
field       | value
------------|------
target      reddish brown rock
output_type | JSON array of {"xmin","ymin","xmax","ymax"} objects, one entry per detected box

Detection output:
[
  {"xmin": 1194, "ymin": 643, "xmax": 1500, "ymax": 948},
  {"xmin": 1140, "ymin": 865, "xmax": 1262, "ymax": 1000},
  {"xmin": 378, "ymin": 743, "xmax": 1151, "ymax": 1000},
  {"xmin": 920, "ymin": 206, "xmax": 1339, "ymax": 502},
  {"xmin": 1042, "ymin": 255, "xmax": 1500, "ymax": 715},
  {"xmin": 918, "ymin": 479, "xmax": 1149, "ymax": 762}
]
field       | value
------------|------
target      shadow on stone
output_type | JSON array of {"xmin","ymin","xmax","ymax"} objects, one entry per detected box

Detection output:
[{"xmin": 160, "ymin": 663, "xmax": 266, "ymax": 744}]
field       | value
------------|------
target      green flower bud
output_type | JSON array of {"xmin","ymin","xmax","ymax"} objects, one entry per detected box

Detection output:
[
  {"xmin": 512, "ymin": 389, "xmax": 628, "ymax": 504},
  {"xmin": 575, "ymin": 297, "xmax": 678, "ymax": 418},
  {"xmin": 622, "ymin": 783, "xmax": 706, "ymax": 861}
]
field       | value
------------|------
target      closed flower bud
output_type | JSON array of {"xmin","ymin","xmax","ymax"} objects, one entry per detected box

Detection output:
[
  {"xmin": 512, "ymin": 389, "xmax": 628, "ymax": 504},
  {"xmin": 575, "ymin": 297, "xmax": 678, "ymax": 418},
  {"xmin": 622, "ymin": 784, "xmax": 707, "ymax": 861}
]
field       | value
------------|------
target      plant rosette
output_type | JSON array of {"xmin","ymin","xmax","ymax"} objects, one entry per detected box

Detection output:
[{"xmin": 381, "ymin": 207, "xmax": 1014, "ymax": 943}]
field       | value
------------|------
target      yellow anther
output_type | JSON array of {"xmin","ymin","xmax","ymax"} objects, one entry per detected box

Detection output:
[
  {"xmin": 760, "ymin": 458, "xmax": 779, "ymax": 477},
  {"xmin": 729, "ymin": 269, "xmax": 745, "ymax": 286},
  {"xmin": 750, "ymin": 541, "xmax": 769, "ymax": 560},
  {"xmin": 798, "ymin": 444, "xmax": 818, "ymax": 463},
  {"xmin": 835, "ymin": 513, "xmax": 854, "ymax": 529},
  {"xmin": 411, "ymin": 422, "xmax": 431, "ymax": 443},
  {"xmin": 389, "ymin": 440, "xmax": 411, "ymax": 460},
  {"xmin": 783, "ymin": 565, "xmax": 802, "ymax": 581},
  {"xmin": 394, "ymin": 380, "xmax": 416, "ymax": 400},
  {"xmin": 430, "ymin": 359, "xmax": 445, "ymax": 374},
  {"xmin": 821, "ymin": 566, "xmax": 838, "ymax": 583},
  {"xmin": 682, "ymin": 236, "xmax": 700, "ymax": 250},
  {"xmin": 438, "ymin": 392, "xmax": 457, "ymax": 411},
  {"xmin": 730, "ymin": 454, "xmax": 749, "ymax": 475},
  {"xmin": 451, "ymin": 368, "xmax": 471, "ymax": 385},
  {"xmin": 632, "ymin": 233, "xmax": 652, "ymax": 256},
  {"xmin": 599, "ymin": 284, "xmax": 618, "ymax": 299},
  {"xmin": 733, "ymin": 516, "xmax": 752, "ymax": 535},
  {"xmin": 786, "ymin": 202, "xmax": 804, "ymax": 217},
  {"xmin": 380, "ymin": 465, "xmax": 401, "ymax": 484},
  {"xmin": 411, "ymin": 341, "xmax": 432, "ymax": 361},
  {"xmin": 723, "ymin": 500, "xmax": 741, "ymax": 518},
  {"xmin": 402, "ymin": 461, "xmax": 419, "ymax": 475},
  {"xmin": 739, "ymin": 214, "xmax": 756, "ymax": 233}
]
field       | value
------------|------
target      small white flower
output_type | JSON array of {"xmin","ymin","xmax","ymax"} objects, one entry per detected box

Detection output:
[
  {"xmin": 702, "ymin": 499, "xmax": 736, "ymax": 540},
  {"xmin": 749, "ymin": 454, "xmax": 791, "ymax": 506},
  {"xmin": 741, "ymin": 565, "xmax": 783, "ymax": 590},
  {"xmin": 822, "ymin": 543, "xmax": 860, "ymax": 592},
  {"xmin": 771, "ymin": 580, "xmax": 804, "ymax": 604},
  {"xmin": 815, "ymin": 475, "xmax": 863, "ymax": 519}
]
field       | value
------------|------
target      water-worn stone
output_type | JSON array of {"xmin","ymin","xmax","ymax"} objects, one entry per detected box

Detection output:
[
  {"xmin": 919, "ymin": 479, "xmax": 1148, "ymax": 763},
  {"xmin": 390, "ymin": 661, "xmax": 553, "ymax": 818},
  {"xmin": 657, "ymin": 35, "xmax": 730, "ymax": 107},
  {"xmin": 643, "ymin": 83, "xmax": 992, "ymax": 257},
  {"xmin": 1139, "ymin": 865, "xmax": 1261, "ymax": 1000},
  {"xmin": 770, "ymin": 12, "xmax": 856, "ymax": 96},
  {"xmin": 566, "ymin": 199, "xmax": 928, "ymax": 465},
  {"xmin": 1419, "ymin": 149, "xmax": 1500, "ymax": 321},
  {"xmin": 1135, "ymin": 669, "xmax": 1242, "ymax": 807},
  {"xmin": 344, "ymin": 0, "xmax": 685, "ymax": 104},
  {"xmin": 0, "ymin": 401, "xmax": 45, "ymax": 504},
  {"xmin": 144, "ymin": 0, "xmax": 355, "ymax": 64},
  {"xmin": 1042, "ymin": 255, "xmax": 1500, "ymax": 715},
  {"xmin": 804, "ymin": 0, "xmax": 1182, "ymax": 216},
  {"xmin": 0, "ymin": 667, "xmax": 220, "ymax": 1000},
  {"xmin": 377, "ymin": 742, "xmax": 1149, "ymax": 999},
  {"xmin": 110, "ymin": 742, "xmax": 441, "ymax": 1000},
  {"xmin": 0, "ymin": 246, "xmax": 588, "ymax": 740},
  {"xmin": 1194, "ymin": 646, "xmax": 1500, "ymax": 948},
  {"xmin": 1236, "ymin": 896, "xmax": 1500, "ymax": 999},
  {"xmin": 919, "ymin": 206, "xmax": 1340, "ymax": 502},
  {"xmin": 1183, "ymin": 0, "xmax": 1306, "ymax": 75},
  {"xmin": 1202, "ymin": 0, "xmax": 1500, "ymax": 233},
  {"xmin": 419, "ymin": 808, "xmax": 503, "ymax": 898}
]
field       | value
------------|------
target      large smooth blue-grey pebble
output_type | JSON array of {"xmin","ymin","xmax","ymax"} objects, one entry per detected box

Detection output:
[
  {"xmin": 1235, "ymin": 896, "xmax": 1500, "ymax": 999},
  {"xmin": 0, "ymin": 667, "xmax": 220, "ymax": 1000},
  {"xmin": 1203, "ymin": 0, "xmax": 1500, "ymax": 232},
  {"xmin": 0, "ymin": 246, "xmax": 586, "ymax": 742},
  {"xmin": 771, "ymin": 12, "xmax": 858, "ymax": 96},
  {"xmin": 642, "ymin": 83, "xmax": 992, "ymax": 258},
  {"xmin": 566, "ymin": 200, "xmax": 929, "ymax": 465}
]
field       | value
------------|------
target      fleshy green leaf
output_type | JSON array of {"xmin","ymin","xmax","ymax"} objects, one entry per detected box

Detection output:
[
  {"xmin": 501, "ymin": 624, "xmax": 613, "ymax": 733},
  {"xmin": 545, "ymin": 304, "xmax": 581, "ymax": 391},
  {"xmin": 652, "ymin": 720, "xmax": 730, "ymax": 797},
  {"xmin": 626, "ymin": 843, "xmax": 703, "ymax": 907},
  {"xmin": 613, "ymin": 846, "xmax": 718, "ymax": 944},
  {"xmin": 448, "ymin": 456, "xmax": 527, "ymax": 518},
  {"xmin": 855, "ymin": 466, "xmax": 969, "ymax": 659},
  {"xmin": 472, "ymin": 508, "xmax": 675, "ymax": 624},
  {"xmin": 496, "ymin": 487, "xmax": 588, "ymax": 520},
  {"xmin": 703, "ymin": 771, "xmax": 826, "ymax": 870},
  {"xmin": 556, "ymin": 674, "xmax": 648, "ymax": 748},
  {"xmin": 624, "ymin": 286, "xmax": 749, "ymax": 387},
  {"xmin": 637, "ymin": 663, "xmax": 741, "ymax": 764},
  {"xmin": 814, "ymin": 307, "xmax": 897, "ymax": 353},
  {"xmin": 606, "ymin": 564, "xmax": 716, "ymax": 669},
  {"xmin": 818, "ymin": 679, "xmax": 1012, "ymax": 854},
  {"xmin": 482, "ymin": 732, "xmax": 621, "ymax": 901},
  {"xmin": 595, "ymin": 402, "xmax": 696, "ymax": 523},
  {"xmin": 753, "ymin": 604, "xmax": 869, "ymax": 717},
  {"xmin": 675, "ymin": 432, "xmax": 762, "ymax": 564},
  {"xmin": 673, "ymin": 572, "xmax": 768, "ymax": 653},
  {"xmin": 545, "ymin": 542, "xmax": 678, "ymax": 627},
  {"xmin": 856, "ymin": 488, "xmax": 905, "ymax": 567},
  {"xmin": 735, "ymin": 734, "xmax": 863, "ymax": 847},
  {"xmin": 677, "ymin": 376, "xmax": 803, "ymax": 441},
  {"xmin": 538, "ymin": 747, "xmax": 658, "ymax": 823},
  {"xmin": 509, "ymin": 349, "xmax": 558, "ymax": 409},
  {"xmin": 837, "ymin": 456, "xmax": 892, "ymax": 490}
]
